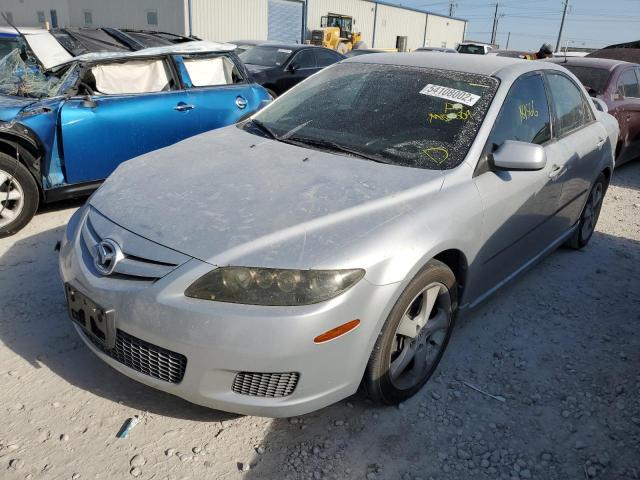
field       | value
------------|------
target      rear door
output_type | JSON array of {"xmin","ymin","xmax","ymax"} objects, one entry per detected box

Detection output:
[
  {"xmin": 472, "ymin": 72, "xmax": 563, "ymax": 293},
  {"xmin": 544, "ymin": 71, "xmax": 608, "ymax": 230},
  {"xmin": 612, "ymin": 67, "xmax": 640, "ymax": 164},
  {"xmin": 176, "ymin": 54, "xmax": 263, "ymax": 134},
  {"xmin": 60, "ymin": 57, "xmax": 196, "ymax": 184}
]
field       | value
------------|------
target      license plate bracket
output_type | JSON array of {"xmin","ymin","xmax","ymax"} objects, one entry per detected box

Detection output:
[{"xmin": 65, "ymin": 284, "xmax": 116, "ymax": 350}]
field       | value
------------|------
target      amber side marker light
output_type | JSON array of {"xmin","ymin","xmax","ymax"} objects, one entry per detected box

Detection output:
[{"xmin": 314, "ymin": 319, "xmax": 361, "ymax": 344}]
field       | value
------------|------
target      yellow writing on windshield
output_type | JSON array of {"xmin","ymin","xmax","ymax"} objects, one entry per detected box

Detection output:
[
  {"xmin": 421, "ymin": 146, "xmax": 449, "ymax": 165},
  {"xmin": 519, "ymin": 100, "xmax": 539, "ymax": 122},
  {"xmin": 428, "ymin": 102, "xmax": 472, "ymax": 123}
]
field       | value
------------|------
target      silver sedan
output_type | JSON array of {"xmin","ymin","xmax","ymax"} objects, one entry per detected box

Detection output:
[{"xmin": 58, "ymin": 53, "xmax": 618, "ymax": 417}]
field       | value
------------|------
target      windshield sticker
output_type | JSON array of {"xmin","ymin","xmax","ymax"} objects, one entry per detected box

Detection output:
[
  {"xmin": 428, "ymin": 102, "xmax": 472, "ymax": 123},
  {"xmin": 420, "ymin": 84, "xmax": 481, "ymax": 106},
  {"xmin": 277, "ymin": 49, "xmax": 293, "ymax": 54},
  {"xmin": 518, "ymin": 100, "xmax": 539, "ymax": 122},
  {"xmin": 421, "ymin": 146, "xmax": 450, "ymax": 165}
]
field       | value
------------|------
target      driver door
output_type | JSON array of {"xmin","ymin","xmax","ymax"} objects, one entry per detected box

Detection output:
[
  {"xmin": 468, "ymin": 73, "xmax": 567, "ymax": 300},
  {"xmin": 59, "ymin": 58, "xmax": 196, "ymax": 184},
  {"xmin": 278, "ymin": 49, "xmax": 318, "ymax": 93}
]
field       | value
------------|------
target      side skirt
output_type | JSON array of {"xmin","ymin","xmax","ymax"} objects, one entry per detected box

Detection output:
[
  {"xmin": 459, "ymin": 224, "xmax": 578, "ymax": 311},
  {"xmin": 43, "ymin": 180, "xmax": 102, "ymax": 203}
]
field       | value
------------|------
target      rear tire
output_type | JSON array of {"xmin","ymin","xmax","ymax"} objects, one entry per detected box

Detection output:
[
  {"xmin": 364, "ymin": 260, "xmax": 457, "ymax": 405},
  {"xmin": 0, "ymin": 152, "xmax": 39, "ymax": 238},
  {"xmin": 565, "ymin": 173, "xmax": 606, "ymax": 249}
]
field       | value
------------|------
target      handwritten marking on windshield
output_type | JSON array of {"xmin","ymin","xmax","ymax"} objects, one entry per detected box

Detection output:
[
  {"xmin": 519, "ymin": 101, "xmax": 539, "ymax": 122},
  {"xmin": 428, "ymin": 103, "xmax": 472, "ymax": 123},
  {"xmin": 421, "ymin": 146, "xmax": 449, "ymax": 165}
]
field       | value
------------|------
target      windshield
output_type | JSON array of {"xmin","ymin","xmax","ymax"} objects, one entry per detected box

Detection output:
[
  {"xmin": 562, "ymin": 65, "xmax": 610, "ymax": 95},
  {"xmin": 250, "ymin": 62, "xmax": 498, "ymax": 170},
  {"xmin": 238, "ymin": 46, "xmax": 292, "ymax": 67},
  {"xmin": 0, "ymin": 49, "xmax": 68, "ymax": 98}
]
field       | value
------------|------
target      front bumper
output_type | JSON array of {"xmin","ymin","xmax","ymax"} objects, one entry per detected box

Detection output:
[{"xmin": 58, "ymin": 207, "xmax": 398, "ymax": 417}]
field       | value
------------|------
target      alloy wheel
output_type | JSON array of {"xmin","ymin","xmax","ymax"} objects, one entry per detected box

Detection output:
[
  {"xmin": 0, "ymin": 169, "xmax": 25, "ymax": 229},
  {"xmin": 389, "ymin": 282, "xmax": 452, "ymax": 390}
]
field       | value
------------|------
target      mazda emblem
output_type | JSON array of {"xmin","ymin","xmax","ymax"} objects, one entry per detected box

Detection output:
[{"xmin": 94, "ymin": 239, "xmax": 123, "ymax": 276}]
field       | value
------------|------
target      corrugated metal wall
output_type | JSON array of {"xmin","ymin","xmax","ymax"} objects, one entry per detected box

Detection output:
[
  {"xmin": 267, "ymin": 0, "xmax": 303, "ymax": 43},
  {"xmin": 306, "ymin": 0, "xmax": 376, "ymax": 47},
  {"xmin": 425, "ymin": 14, "xmax": 466, "ymax": 49},
  {"xmin": 373, "ymin": 3, "xmax": 426, "ymax": 50},
  {"xmin": 66, "ymin": 0, "xmax": 185, "ymax": 34},
  {"xmin": 0, "ymin": 0, "xmax": 71, "ymax": 28},
  {"xmin": 191, "ymin": 0, "xmax": 267, "ymax": 41}
]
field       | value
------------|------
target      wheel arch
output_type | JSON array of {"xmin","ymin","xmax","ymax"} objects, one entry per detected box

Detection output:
[
  {"xmin": 0, "ymin": 129, "xmax": 45, "ymax": 191},
  {"xmin": 432, "ymin": 248, "xmax": 468, "ymax": 301}
]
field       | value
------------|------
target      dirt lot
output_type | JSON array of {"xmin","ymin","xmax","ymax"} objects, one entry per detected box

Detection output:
[{"xmin": 1, "ymin": 162, "xmax": 639, "ymax": 480}]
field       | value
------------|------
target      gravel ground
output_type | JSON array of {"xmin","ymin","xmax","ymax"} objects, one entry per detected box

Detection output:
[{"xmin": 1, "ymin": 161, "xmax": 639, "ymax": 480}]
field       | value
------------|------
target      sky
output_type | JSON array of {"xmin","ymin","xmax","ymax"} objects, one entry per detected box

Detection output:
[{"xmin": 385, "ymin": 0, "xmax": 640, "ymax": 51}]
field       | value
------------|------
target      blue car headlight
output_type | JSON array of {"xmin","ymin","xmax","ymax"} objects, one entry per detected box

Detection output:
[{"xmin": 185, "ymin": 267, "xmax": 365, "ymax": 306}]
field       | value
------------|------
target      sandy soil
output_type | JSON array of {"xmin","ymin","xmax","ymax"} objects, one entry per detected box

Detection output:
[{"xmin": 1, "ymin": 162, "xmax": 639, "ymax": 480}]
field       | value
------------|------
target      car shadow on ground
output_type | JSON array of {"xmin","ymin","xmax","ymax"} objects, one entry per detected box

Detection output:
[{"xmin": 0, "ymin": 224, "xmax": 235, "ymax": 422}]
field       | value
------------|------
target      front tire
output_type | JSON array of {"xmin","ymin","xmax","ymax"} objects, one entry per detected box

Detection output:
[
  {"xmin": 364, "ymin": 260, "xmax": 457, "ymax": 404},
  {"xmin": 565, "ymin": 173, "xmax": 606, "ymax": 249},
  {"xmin": 0, "ymin": 153, "xmax": 39, "ymax": 238}
]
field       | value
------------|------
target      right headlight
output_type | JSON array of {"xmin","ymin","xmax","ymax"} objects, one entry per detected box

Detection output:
[{"xmin": 184, "ymin": 267, "xmax": 365, "ymax": 306}]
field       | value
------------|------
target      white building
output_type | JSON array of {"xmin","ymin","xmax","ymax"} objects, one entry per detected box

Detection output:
[{"xmin": 1, "ymin": 0, "xmax": 467, "ymax": 50}]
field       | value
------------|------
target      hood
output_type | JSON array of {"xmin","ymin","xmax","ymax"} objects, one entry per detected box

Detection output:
[
  {"xmin": 90, "ymin": 126, "xmax": 444, "ymax": 268},
  {"xmin": 0, "ymin": 95, "xmax": 36, "ymax": 122}
]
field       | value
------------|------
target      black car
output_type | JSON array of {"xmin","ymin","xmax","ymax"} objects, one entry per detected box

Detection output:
[{"xmin": 238, "ymin": 43, "xmax": 344, "ymax": 97}]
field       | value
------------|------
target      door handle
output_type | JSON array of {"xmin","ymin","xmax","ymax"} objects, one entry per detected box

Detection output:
[
  {"xmin": 235, "ymin": 96, "xmax": 248, "ymax": 110},
  {"xmin": 548, "ymin": 164, "xmax": 563, "ymax": 179},
  {"xmin": 596, "ymin": 137, "xmax": 606, "ymax": 149},
  {"xmin": 174, "ymin": 103, "xmax": 195, "ymax": 112}
]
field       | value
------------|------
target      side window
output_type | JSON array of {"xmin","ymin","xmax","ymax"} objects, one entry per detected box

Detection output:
[
  {"xmin": 618, "ymin": 69, "xmax": 640, "ymax": 98},
  {"xmin": 87, "ymin": 59, "xmax": 172, "ymax": 95},
  {"xmin": 488, "ymin": 74, "xmax": 551, "ymax": 149},
  {"xmin": 315, "ymin": 49, "xmax": 341, "ymax": 67},
  {"xmin": 290, "ymin": 50, "xmax": 316, "ymax": 69},
  {"xmin": 546, "ymin": 73, "xmax": 591, "ymax": 137},
  {"xmin": 182, "ymin": 55, "xmax": 243, "ymax": 87}
]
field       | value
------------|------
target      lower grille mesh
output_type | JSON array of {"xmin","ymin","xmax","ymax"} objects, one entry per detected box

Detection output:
[
  {"xmin": 88, "ymin": 329, "xmax": 187, "ymax": 384},
  {"xmin": 233, "ymin": 372, "xmax": 299, "ymax": 398}
]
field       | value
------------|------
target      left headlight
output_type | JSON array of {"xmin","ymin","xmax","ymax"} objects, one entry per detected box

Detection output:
[{"xmin": 184, "ymin": 267, "xmax": 365, "ymax": 306}]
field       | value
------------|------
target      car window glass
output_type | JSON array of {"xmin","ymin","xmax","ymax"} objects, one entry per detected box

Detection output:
[
  {"xmin": 89, "ymin": 59, "xmax": 171, "ymax": 95},
  {"xmin": 489, "ymin": 74, "xmax": 551, "ymax": 148},
  {"xmin": 291, "ymin": 49, "xmax": 316, "ymax": 69},
  {"xmin": 315, "ymin": 49, "xmax": 341, "ymax": 67},
  {"xmin": 546, "ymin": 73, "xmax": 590, "ymax": 137},
  {"xmin": 238, "ymin": 46, "xmax": 292, "ymax": 67},
  {"xmin": 562, "ymin": 65, "xmax": 609, "ymax": 96},
  {"xmin": 250, "ymin": 63, "xmax": 499, "ymax": 170},
  {"xmin": 618, "ymin": 69, "xmax": 640, "ymax": 98},
  {"xmin": 183, "ymin": 56, "xmax": 242, "ymax": 87}
]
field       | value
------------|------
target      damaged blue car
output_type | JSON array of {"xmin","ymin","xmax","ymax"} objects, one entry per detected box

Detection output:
[{"xmin": 0, "ymin": 35, "xmax": 271, "ymax": 236}]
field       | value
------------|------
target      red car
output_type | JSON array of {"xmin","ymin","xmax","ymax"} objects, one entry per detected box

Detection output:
[{"xmin": 547, "ymin": 57, "xmax": 640, "ymax": 165}]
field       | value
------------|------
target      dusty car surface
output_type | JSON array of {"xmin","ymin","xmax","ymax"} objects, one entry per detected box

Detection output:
[
  {"xmin": 0, "ymin": 40, "xmax": 271, "ymax": 236},
  {"xmin": 547, "ymin": 56, "xmax": 640, "ymax": 165},
  {"xmin": 59, "ymin": 53, "xmax": 618, "ymax": 417},
  {"xmin": 238, "ymin": 43, "xmax": 344, "ymax": 97}
]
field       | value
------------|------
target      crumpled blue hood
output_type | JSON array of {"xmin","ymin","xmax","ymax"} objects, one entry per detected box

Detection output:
[{"xmin": 0, "ymin": 95, "xmax": 35, "ymax": 122}]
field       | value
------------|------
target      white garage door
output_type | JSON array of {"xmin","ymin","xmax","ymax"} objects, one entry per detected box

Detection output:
[{"xmin": 268, "ymin": 0, "xmax": 303, "ymax": 43}]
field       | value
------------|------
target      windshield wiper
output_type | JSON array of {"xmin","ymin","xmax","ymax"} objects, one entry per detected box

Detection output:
[
  {"xmin": 249, "ymin": 118, "xmax": 278, "ymax": 139},
  {"xmin": 283, "ymin": 136, "xmax": 392, "ymax": 164}
]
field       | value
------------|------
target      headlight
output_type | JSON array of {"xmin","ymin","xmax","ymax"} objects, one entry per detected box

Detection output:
[{"xmin": 184, "ymin": 267, "xmax": 365, "ymax": 306}]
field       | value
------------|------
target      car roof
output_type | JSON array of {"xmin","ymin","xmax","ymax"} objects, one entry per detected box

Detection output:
[
  {"xmin": 545, "ymin": 56, "xmax": 634, "ymax": 71},
  {"xmin": 344, "ymin": 52, "xmax": 565, "ymax": 78},
  {"xmin": 249, "ymin": 43, "xmax": 314, "ymax": 51},
  {"xmin": 53, "ymin": 40, "xmax": 235, "ymax": 68}
]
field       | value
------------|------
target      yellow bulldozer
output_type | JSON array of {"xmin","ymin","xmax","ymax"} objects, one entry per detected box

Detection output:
[{"xmin": 310, "ymin": 14, "xmax": 366, "ymax": 54}]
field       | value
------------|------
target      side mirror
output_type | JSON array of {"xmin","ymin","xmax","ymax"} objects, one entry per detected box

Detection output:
[
  {"xmin": 491, "ymin": 140, "xmax": 547, "ymax": 171},
  {"xmin": 81, "ymin": 95, "xmax": 97, "ymax": 109},
  {"xmin": 287, "ymin": 63, "xmax": 299, "ymax": 73},
  {"xmin": 591, "ymin": 97, "xmax": 608, "ymax": 112}
]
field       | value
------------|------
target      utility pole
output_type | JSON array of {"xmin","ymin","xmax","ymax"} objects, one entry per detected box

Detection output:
[
  {"xmin": 555, "ymin": 0, "xmax": 569, "ymax": 52},
  {"xmin": 505, "ymin": 31, "xmax": 511, "ymax": 49},
  {"xmin": 448, "ymin": 1, "xmax": 457, "ymax": 17},
  {"xmin": 490, "ymin": 3, "xmax": 499, "ymax": 45}
]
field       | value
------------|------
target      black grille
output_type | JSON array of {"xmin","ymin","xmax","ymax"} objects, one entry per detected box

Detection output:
[
  {"xmin": 87, "ymin": 329, "xmax": 187, "ymax": 384},
  {"xmin": 232, "ymin": 372, "xmax": 299, "ymax": 398}
]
